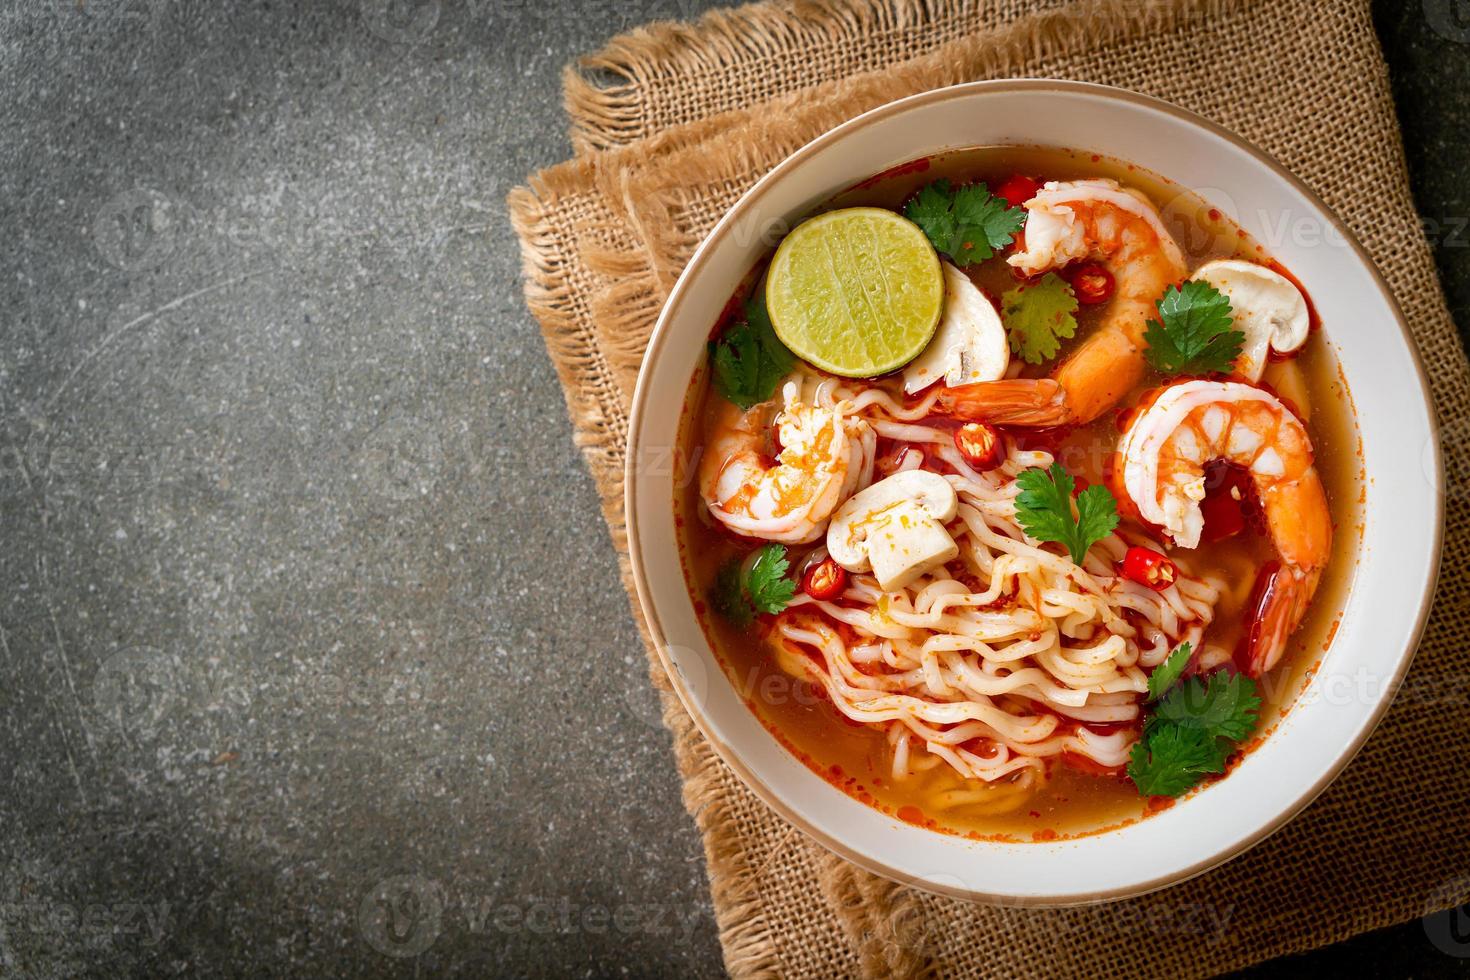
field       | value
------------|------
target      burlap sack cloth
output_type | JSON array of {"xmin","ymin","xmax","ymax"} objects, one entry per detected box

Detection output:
[{"xmin": 510, "ymin": 0, "xmax": 1470, "ymax": 975}]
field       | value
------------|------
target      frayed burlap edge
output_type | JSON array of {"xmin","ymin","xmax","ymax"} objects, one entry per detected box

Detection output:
[{"xmin": 563, "ymin": 0, "xmax": 978, "ymax": 153}]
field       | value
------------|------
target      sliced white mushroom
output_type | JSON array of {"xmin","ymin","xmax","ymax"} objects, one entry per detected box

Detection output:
[
  {"xmin": 902, "ymin": 261, "xmax": 1009, "ymax": 394},
  {"xmin": 1193, "ymin": 259, "xmax": 1309, "ymax": 383},
  {"xmin": 826, "ymin": 471, "xmax": 959, "ymax": 592}
]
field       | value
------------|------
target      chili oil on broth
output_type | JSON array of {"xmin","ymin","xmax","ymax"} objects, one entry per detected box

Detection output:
[{"xmin": 674, "ymin": 145, "xmax": 1363, "ymax": 840}]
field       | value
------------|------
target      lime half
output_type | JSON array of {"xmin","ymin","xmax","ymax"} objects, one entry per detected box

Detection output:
[{"xmin": 766, "ymin": 207, "xmax": 944, "ymax": 378}]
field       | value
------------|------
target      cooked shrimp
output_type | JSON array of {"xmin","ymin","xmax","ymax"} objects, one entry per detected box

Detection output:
[
  {"xmin": 700, "ymin": 379, "xmax": 875, "ymax": 544},
  {"xmin": 1110, "ymin": 379, "xmax": 1332, "ymax": 676},
  {"xmin": 935, "ymin": 179, "xmax": 1187, "ymax": 426}
]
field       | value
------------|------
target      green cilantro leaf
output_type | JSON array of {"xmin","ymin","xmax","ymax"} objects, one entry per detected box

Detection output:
[
  {"xmin": 1073, "ymin": 485, "xmax": 1119, "ymax": 559},
  {"xmin": 950, "ymin": 183, "xmax": 1028, "ymax": 265},
  {"xmin": 1013, "ymin": 463, "xmax": 1120, "ymax": 565},
  {"xmin": 1129, "ymin": 670, "xmax": 1261, "ymax": 797},
  {"xmin": 1153, "ymin": 671, "xmax": 1261, "ymax": 742},
  {"xmin": 746, "ymin": 544, "xmax": 796, "ymax": 615},
  {"xmin": 710, "ymin": 286, "xmax": 795, "ymax": 409},
  {"xmin": 711, "ymin": 544, "xmax": 795, "ymax": 624},
  {"xmin": 1146, "ymin": 642, "xmax": 1193, "ymax": 702},
  {"xmin": 904, "ymin": 182, "xmax": 957, "ymax": 258},
  {"xmin": 1013, "ymin": 463, "xmax": 1076, "ymax": 543},
  {"xmin": 1142, "ymin": 280, "xmax": 1246, "ymax": 375},
  {"xmin": 1001, "ymin": 272, "xmax": 1079, "ymax": 364},
  {"xmin": 903, "ymin": 179, "xmax": 1025, "ymax": 266},
  {"xmin": 1127, "ymin": 723, "xmax": 1229, "ymax": 797},
  {"xmin": 711, "ymin": 560, "xmax": 754, "ymax": 627}
]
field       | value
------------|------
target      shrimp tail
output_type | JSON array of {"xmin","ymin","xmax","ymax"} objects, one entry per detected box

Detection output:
[
  {"xmin": 1236, "ymin": 561, "xmax": 1322, "ymax": 677},
  {"xmin": 1238, "ymin": 469, "xmax": 1331, "ymax": 676},
  {"xmin": 931, "ymin": 322, "xmax": 1149, "ymax": 428},
  {"xmin": 933, "ymin": 379, "xmax": 1070, "ymax": 425}
]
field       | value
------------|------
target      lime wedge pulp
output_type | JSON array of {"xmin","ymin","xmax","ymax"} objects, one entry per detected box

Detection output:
[{"xmin": 765, "ymin": 207, "xmax": 945, "ymax": 378}]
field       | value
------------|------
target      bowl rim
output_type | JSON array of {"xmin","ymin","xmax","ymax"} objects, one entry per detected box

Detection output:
[{"xmin": 622, "ymin": 78, "xmax": 1444, "ymax": 904}]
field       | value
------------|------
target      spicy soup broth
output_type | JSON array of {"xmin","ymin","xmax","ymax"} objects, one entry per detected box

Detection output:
[{"xmin": 674, "ymin": 146, "xmax": 1362, "ymax": 839}]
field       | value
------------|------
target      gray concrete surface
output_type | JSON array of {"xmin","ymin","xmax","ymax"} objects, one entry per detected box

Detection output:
[{"xmin": 0, "ymin": 0, "xmax": 1465, "ymax": 976}]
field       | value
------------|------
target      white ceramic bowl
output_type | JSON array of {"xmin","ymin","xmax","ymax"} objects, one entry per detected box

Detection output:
[{"xmin": 625, "ymin": 80, "xmax": 1442, "ymax": 904}]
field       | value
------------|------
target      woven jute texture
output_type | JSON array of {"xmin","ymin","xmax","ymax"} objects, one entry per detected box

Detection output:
[{"xmin": 509, "ymin": 0, "xmax": 1470, "ymax": 976}]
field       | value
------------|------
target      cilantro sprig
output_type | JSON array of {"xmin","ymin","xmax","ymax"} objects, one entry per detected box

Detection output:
[
  {"xmin": 712, "ymin": 544, "xmax": 796, "ymax": 625},
  {"xmin": 1142, "ymin": 280, "xmax": 1246, "ymax": 375},
  {"xmin": 1153, "ymin": 671, "xmax": 1262, "ymax": 742},
  {"xmin": 1126, "ymin": 724, "xmax": 1227, "ymax": 798},
  {"xmin": 1128, "ymin": 670, "xmax": 1261, "ymax": 797},
  {"xmin": 710, "ymin": 286, "xmax": 795, "ymax": 410},
  {"xmin": 904, "ymin": 179, "xmax": 1026, "ymax": 267},
  {"xmin": 1001, "ymin": 272, "xmax": 1079, "ymax": 364},
  {"xmin": 1012, "ymin": 463, "xmax": 1119, "ymax": 566},
  {"xmin": 1146, "ymin": 642, "xmax": 1193, "ymax": 702}
]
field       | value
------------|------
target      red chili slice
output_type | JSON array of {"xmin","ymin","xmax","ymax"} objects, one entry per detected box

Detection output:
[
  {"xmin": 996, "ymin": 173, "xmax": 1041, "ymax": 210},
  {"xmin": 1200, "ymin": 461, "xmax": 1257, "ymax": 542},
  {"xmin": 1068, "ymin": 261, "xmax": 1115, "ymax": 305},
  {"xmin": 1118, "ymin": 546, "xmax": 1178, "ymax": 591},
  {"xmin": 802, "ymin": 558, "xmax": 848, "ymax": 601},
  {"xmin": 953, "ymin": 422, "xmax": 1006, "ymax": 471}
]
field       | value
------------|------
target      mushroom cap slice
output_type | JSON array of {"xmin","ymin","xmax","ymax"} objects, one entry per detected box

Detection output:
[
  {"xmin": 902, "ymin": 262, "xmax": 1009, "ymax": 394},
  {"xmin": 1193, "ymin": 259, "xmax": 1309, "ymax": 383},
  {"xmin": 826, "ymin": 471, "xmax": 960, "ymax": 592}
]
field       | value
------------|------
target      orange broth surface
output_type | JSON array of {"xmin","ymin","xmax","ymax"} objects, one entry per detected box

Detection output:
[{"xmin": 673, "ymin": 146, "xmax": 1363, "ymax": 840}]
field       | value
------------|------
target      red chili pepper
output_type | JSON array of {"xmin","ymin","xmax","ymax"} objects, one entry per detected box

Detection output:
[
  {"xmin": 953, "ymin": 423, "xmax": 1005, "ymax": 471},
  {"xmin": 996, "ymin": 174, "xmax": 1041, "ymax": 210},
  {"xmin": 802, "ymin": 558, "xmax": 848, "ymax": 601},
  {"xmin": 1200, "ymin": 485, "xmax": 1245, "ymax": 541},
  {"xmin": 1119, "ymin": 546, "xmax": 1178, "ymax": 591},
  {"xmin": 1068, "ymin": 261, "xmax": 1115, "ymax": 305},
  {"xmin": 1200, "ymin": 461, "xmax": 1256, "ymax": 542}
]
